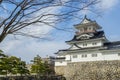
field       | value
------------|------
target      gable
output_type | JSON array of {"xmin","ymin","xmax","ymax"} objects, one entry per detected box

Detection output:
[
  {"xmin": 69, "ymin": 44, "xmax": 81, "ymax": 50},
  {"xmin": 76, "ymin": 34, "xmax": 93, "ymax": 40}
]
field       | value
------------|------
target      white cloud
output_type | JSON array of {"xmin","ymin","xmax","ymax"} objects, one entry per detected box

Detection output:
[
  {"xmin": 0, "ymin": 37, "xmax": 22, "ymax": 54},
  {"xmin": 0, "ymin": 1, "xmax": 71, "ymax": 63},
  {"xmin": 1, "ymin": 0, "xmax": 119, "ymax": 63},
  {"xmin": 0, "ymin": 37, "xmax": 69, "ymax": 63},
  {"xmin": 107, "ymin": 35, "xmax": 120, "ymax": 41},
  {"xmin": 17, "ymin": 6, "xmax": 60, "ymax": 38},
  {"xmin": 20, "ymin": 23, "xmax": 53, "ymax": 38},
  {"xmin": 96, "ymin": 0, "xmax": 119, "ymax": 11}
]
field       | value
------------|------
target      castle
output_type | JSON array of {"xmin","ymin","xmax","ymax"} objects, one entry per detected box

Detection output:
[{"xmin": 54, "ymin": 16, "xmax": 120, "ymax": 75}]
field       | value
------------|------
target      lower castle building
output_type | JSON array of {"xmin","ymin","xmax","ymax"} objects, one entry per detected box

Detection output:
[{"xmin": 54, "ymin": 16, "xmax": 120, "ymax": 76}]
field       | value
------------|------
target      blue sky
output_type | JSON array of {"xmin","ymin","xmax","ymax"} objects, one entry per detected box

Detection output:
[{"xmin": 0, "ymin": 0, "xmax": 120, "ymax": 63}]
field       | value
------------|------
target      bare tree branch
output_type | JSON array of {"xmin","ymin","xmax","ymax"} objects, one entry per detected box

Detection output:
[{"xmin": 0, "ymin": 0, "xmax": 100, "ymax": 42}]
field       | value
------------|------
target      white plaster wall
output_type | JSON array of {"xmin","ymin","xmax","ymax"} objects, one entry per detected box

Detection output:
[
  {"xmin": 69, "ymin": 40, "xmax": 104, "ymax": 50},
  {"xmin": 55, "ymin": 49, "xmax": 120, "ymax": 66},
  {"xmin": 70, "ymin": 41, "xmax": 103, "ymax": 50},
  {"xmin": 55, "ymin": 52, "xmax": 120, "ymax": 66},
  {"xmin": 57, "ymin": 55, "xmax": 65, "ymax": 57},
  {"xmin": 55, "ymin": 61, "xmax": 67, "ymax": 66},
  {"xmin": 65, "ymin": 55, "xmax": 71, "ymax": 60},
  {"xmin": 71, "ymin": 53, "xmax": 103, "ymax": 62},
  {"xmin": 77, "ymin": 41, "xmax": 103, "ymax": 48},
  {"xmin": 103, "ymin": 52, "xmax": 120, "ymax": 60},
  {"xmin": 70, "ymin": 45, "xmax": 80, "ymax": 50},
  {"xmin": 70, "ymin": 52, "xmax": 120, "ymax": 62}
]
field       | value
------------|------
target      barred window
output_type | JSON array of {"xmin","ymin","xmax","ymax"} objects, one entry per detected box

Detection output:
[
  {"xmin": 118, "ymin": 53, "xmax": 120, "ymax": 56},
  {"xmin": 92, "ymin": 42, "xmax": 97, "ymax": 45},
  {"xmin": 92, "ymin": 54, "xmax": 97, "ymax": 57},
  {"xmin": 81, "ymin": 54, "xmax": 87, "ymax": 58},
  {"xmin": 88, "ymin": 27, "xmax": 92, "ymax": 30},
  {"xmin": 73, "ymin": 55, "xmax": 78, "ymax": 58},
  {"xmin": 59, "ymin": 61, "xmax": 62, "ymax": 63},
  {"xmin": 83, "ymin": 43, "xmax": 87, "ymax": 46}
]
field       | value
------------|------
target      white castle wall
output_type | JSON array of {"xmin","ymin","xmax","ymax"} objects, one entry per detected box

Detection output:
[
  {"xmin": 55, "ymin": 50, "xmax": 120, "ymax": 66},
  {"xmin": 70, "ymin": 40, "xmax": 103, "ymax": 50},
  {"xmin": 55, "ymin": 61, "xmax": 67, "ymax": 66},
  {"xmin": 71, "ymin": 53, "xmax": 120, "ymax": 62}
]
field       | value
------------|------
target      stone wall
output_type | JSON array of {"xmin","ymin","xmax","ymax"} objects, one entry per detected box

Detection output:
[
  {"xmin": 55, "ymin": 66, "xmax": 66, "ymax": 75},
  {"xmin": 0, "ymin": 75, "xmax": 66, "ymax": 80},
  {"xmin": 55, "ymin": 60, "xmax": 120, "ymax": 80}
]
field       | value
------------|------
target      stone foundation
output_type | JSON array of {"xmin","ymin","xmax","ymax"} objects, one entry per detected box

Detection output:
[
  {"xmin": 55, "ymin": 60, "xmax": 120, "ymax": 80},
  {"xmin": 54, "ymin": 66, "xmax": 66, "ymax": 75}
]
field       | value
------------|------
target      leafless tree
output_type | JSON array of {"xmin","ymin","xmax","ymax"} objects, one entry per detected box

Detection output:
[{"xmin": 0, "ymin": 0, "xmax": 99, "ymax": 43}]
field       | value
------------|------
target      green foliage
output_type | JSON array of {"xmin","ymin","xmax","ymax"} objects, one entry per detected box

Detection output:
[
  {"xmin": 0, "ymin": 50, "xmax": 29, "ymax": 75},
  {"xmin": 0, "ymin": 50, "xmax": 8, "ymax": 75},
  {"xmin": 16, "ymin": 61, "xmax": 29, "ymax": 75},
  {"xmin": 0, "ymin": 50, "xmax": 6, "ymax": 57},
  {"xmin": 31, "ymin": 55, "xmax": 54, "ymax": 75}
]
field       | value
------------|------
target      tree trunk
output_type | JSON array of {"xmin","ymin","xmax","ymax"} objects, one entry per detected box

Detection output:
[
  {"xmin": 0, "ymin": 33, "xmax": 7, "ymax": 43},
  {"xmin": 0, "ymin": 0, "xmax": 2, "ymax": 4}
]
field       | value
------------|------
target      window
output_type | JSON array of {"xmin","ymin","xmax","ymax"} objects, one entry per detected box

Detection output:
[
  {"xmin": 88, "ymin": 27, "xmax": 91, "ymax": 30},
  {"xmin": 81, "ymin": 36, "xmax": 88, "ymax": 39},
  {"xmin": 80, "ymin": 28, "xmax": 83, "ymax": 32},
  {"xmin": 92, "ymin": 54, "xmax": 97, "ymax": 57},
  {"xmin": 118, "ymin": 53, "xmax": 120, "ymax": 56},
  {"xmin": 93, "ymin": 28, "xmax": 96, "ymax": 30},
  {"xmin": 73, "ymin": 55, "xmax": 78, "ymax": 58},
  {"xmin": 84, "ymin": 27, "xmax": 87, "ymax": 31},
  {"xmin": 83, "ymin": 43, "xmax": 87, "ymax": 46},
  {"xmin": 92, "ymin": 42, "xmax": 97, "ymax": 45},
  {"xmin": 81, "ymin": 54, "xmax": 87, "ymax": 58},
  {"xmin": 59, "ymin": 61, "xmax": 63, "ymax": 63}
]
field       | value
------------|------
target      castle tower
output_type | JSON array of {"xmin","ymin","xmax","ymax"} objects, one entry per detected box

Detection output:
[
  {"xmin": 75, "ymin": 15, "xmax": 101, "ymax": 34},
  {"xmin": 66, "ymin": 15, "xmax": 107, "ymax": 49},
  {"xmin": 54, "ymin": 16, "xmax": 120, "ymax": 75}
]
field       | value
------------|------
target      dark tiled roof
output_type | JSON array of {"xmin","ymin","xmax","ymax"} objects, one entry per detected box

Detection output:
[
  {"xmin": 55, "ymin": 57, "xmax": 65, "ymax": 59},
  {"xmin": 52, "ymin": 57, "xmax": 65, "ymax": 61},
  {"xmin": 58, "ymin": 46, "xmax": 105, "ymax": 52},
  {"xmin": 66, "ymin": 31, "xmax": 105, "ymax": 42},
  {"xmin": 55, "ymin": 41, "xmax": 120, "ymax": 54},
  {"xmin": 49, "ymin": 56, "xmax": 65, "ymax": 60},
  {"xmin": 104, "ymin": 41, "xmax": 120, "ymax": 49},
  {"xmin": 104, "ymin": 41, "xmax": 120, "ymax": 46}
]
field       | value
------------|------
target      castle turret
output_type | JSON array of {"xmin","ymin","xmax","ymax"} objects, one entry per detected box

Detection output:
[
  {"xmin": 74, "ymin": 15, "xmax": 101, "ymax": 34},
  {"xmin": 66, "ymin": 16, "xmax": 107, "ymax": 49},
  {"xmin": 54, "ymin": 16, "xmax": 120, "ymax": 77}
]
